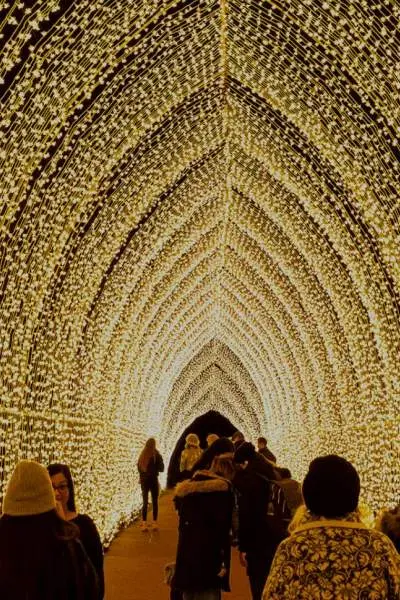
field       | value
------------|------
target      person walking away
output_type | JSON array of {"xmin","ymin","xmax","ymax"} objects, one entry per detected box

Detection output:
[
  {"xmin": 137, "ymin": 437, "xmax": 164, "ymax": 530},
  {"xmin": 0, "ymin": 460, "xmax": 99, "ymax": 600},
  {"xmin": 263, "ymin": 455, "xmax": 400, "ymax": 599},
  {"xmin": 233, "ymin": 442, "xmax": 287, "ymax": 600},
  {"xmin": 190, "ymin": 437, "xmax": 234, "ymax": 474},
  {"xmin": 231, "ymin": 431, "xmax": 245, "ymax": 451},
  {"xmin": 257, "ymin": 437, "xmax": 276, "ymax": 464},
  {"xmin": 173, "ymin": 454, "xmax": 235, "ymax": 600},
  {"xmin": 206, "ymin": 433, "xmax": 219, "ymax": 447},
  {"xmin": 273, "ymin": 467, "xmax": 302, "ymax": 516},
  {"xmin": 47, "ymin": 463, "xmax": 104, "ymax": 599}
]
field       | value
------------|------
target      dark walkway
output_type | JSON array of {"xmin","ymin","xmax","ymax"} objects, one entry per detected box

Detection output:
[{"xmin": 105, "ymin": 490, "xmax": 250, "ymax": 599}]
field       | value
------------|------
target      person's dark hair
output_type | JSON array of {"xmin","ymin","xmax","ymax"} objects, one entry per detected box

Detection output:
[
  {"xmin": 211, "ymin": 453, "xmax": 236, "ymax": 481},
  {"xmin": 257, "ymin": 436, "xmax": 267, "ymax": 445},
  {"xmin": 47, "ymin": 463, "xmax": 76, "ymax": 512},
  {"xmin": 137, "ymin": 438, "xmax": 156, "ymax": 472},
  {"xmin": 232, "ymin": 431, "xmax": 244, "ymax": 443},
  {"xmin": 302, "ymin": 455, "xmax": 360, "ymax": 518},
  {"xmin": 234, "ymin": 441, "xmax": 256, "ymax": 464},
  {"xmin": 278, "ymin": 467, "xmax": 291, "ymax": 479},
  {"xmin": 191, "ymin": 437, "xmax": 234, "ymax": 473}
]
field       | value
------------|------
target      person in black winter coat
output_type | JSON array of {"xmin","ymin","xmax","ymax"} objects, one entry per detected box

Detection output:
[
  {"xmin": 0, "ymin": 460, "xmax": 99, "ymax": 600},
  {"xmin": 233, "ymin": 443, "xmax": 285, "ymax": 600},
  {"xmin": 173, "ymin": 454, "xmax": 235, "ymax": 600},
  {"xmin": 137, "ymin": 437, "xmax": 164, "ymax": 530}
]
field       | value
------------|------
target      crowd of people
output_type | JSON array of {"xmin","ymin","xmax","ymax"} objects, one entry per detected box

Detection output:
[
  {"xmin": 0, "ymin": 433, "xmax": 398, "ymax": 599},
  {"xmin": 162, "ymin": 432, "xmax": 399, "ymax": 600}
]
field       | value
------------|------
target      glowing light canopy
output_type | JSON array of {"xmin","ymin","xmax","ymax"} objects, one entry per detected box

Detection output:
[{"xmin": 0, "ymin": 0, "xmax": 399, "ymax": 542}]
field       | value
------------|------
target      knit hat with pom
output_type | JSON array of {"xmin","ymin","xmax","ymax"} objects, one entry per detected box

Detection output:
[{"xmin": 2, "ymin": 460, "xmax": 56, "ymax": 516}]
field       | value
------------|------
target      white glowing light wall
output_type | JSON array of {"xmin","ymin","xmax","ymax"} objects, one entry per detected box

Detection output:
[{"xmin": 1, "ymin": 0, "xmax": 399, "ymax": 541}]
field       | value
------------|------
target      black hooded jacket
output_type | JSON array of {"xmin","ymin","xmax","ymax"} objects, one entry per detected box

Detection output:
[{"xmin": 173, "ymin": 470, "xmax": 234, "ymax": 592}]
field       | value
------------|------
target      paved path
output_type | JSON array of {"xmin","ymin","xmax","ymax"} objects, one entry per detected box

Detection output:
[{"xmin": 105, "ymin": 490, "xmax": 250, "ymax": 599}]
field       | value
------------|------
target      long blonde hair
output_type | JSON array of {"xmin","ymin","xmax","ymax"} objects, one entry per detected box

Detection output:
[{"xmin": 138, "ymin": 438, "xmax": 156, "ymax": 472}]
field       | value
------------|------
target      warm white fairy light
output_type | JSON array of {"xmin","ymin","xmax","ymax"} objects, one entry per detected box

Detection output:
[{"xmin": 1, "ymin": 0, "xmax": 399, "ymax": 543}]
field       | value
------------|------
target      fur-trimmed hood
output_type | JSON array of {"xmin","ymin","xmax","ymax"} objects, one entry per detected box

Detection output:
[{"xmin": 174, "ymin": 471, "xmax": 231, "ymax": 498}]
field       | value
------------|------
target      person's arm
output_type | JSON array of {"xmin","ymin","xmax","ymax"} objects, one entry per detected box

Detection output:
[
  {"xmin": 76, "ymin": 515, "xmax": 104, "ymax": 599},
  {"xmin": 66, "ymin": 537, "xmax": 100, "ymax": 600},
  {"xmin": 157, "ymin": 451, "xmax": 164, "ymax": 473}
]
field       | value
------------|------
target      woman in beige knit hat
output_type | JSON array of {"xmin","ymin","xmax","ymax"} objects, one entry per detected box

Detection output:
[{"xmin": 0, "ymin": 460, "xmax": 99, "ymax": 600}]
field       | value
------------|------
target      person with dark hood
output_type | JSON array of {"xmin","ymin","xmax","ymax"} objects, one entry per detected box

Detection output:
[
  {"xmin": 233, "ymin": 442, "xmax": 287, "ymax": 600},
  {"xmin": 47, "ymin": 463, "xmax": 104, "ymax": 599},
  {"xmin": 173, "ymin": 454, "xmax": 235, "ymax": 600},
  {"xmin": 0, "ymin": 460, "xmax": 99, "ymax": 600},
  {"xmin": 263, "ymin": 455, "xmax": 400, "ymax": 599},
  {"xmin": 190, "ymin": 437, "xmax": 234, "ymax": 474}
]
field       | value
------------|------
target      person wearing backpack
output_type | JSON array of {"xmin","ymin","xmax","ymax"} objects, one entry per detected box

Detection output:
[{"xmin": 233, "ymin": 442, "xmax": 289, "ymax": 600}]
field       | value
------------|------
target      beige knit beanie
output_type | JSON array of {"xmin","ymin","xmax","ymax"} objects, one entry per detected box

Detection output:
[{"xmin": 2, "ymin": 460, "xmax": 56, "ymax": 516}]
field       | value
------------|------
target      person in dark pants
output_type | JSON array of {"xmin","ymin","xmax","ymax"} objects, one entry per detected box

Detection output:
[
  {"xmin": 137, "ymin": 437, "xmax": 164, "ymax": 531},
  {"xmin": 233, "ymin": 442, "xmax": 284, "ymax": 600},
  {"xmin": 48, "ymin": 463, "xmax": 105, "ymax": 600}
]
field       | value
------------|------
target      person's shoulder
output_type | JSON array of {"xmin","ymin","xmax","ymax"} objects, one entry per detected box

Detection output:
[{"xmin": 73, "ymin": 513, "xmax": 97, "ymax": 529}]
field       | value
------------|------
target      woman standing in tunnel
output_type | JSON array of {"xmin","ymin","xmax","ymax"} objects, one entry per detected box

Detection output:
[{"xmin": 137, "ymin": 437, "xmax": 164, "ymax": 531}]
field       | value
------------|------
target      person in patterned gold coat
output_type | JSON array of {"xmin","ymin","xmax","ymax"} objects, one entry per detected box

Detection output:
[{"xmin": 262, "ymin": 455, "xmax": 400, "ymax": 600}]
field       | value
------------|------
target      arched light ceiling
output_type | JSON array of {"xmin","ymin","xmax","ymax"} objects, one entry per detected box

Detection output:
[{"xmin": 1, "ymin": 0, "xmax": 399, "ymax": 541}]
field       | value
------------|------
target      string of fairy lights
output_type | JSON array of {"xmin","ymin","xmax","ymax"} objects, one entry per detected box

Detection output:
[{"xmin": 1, "ymin": 0, "xmax": 399, "ymax": 542}]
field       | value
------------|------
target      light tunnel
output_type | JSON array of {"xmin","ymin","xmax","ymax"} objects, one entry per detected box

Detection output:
[{"xmin": 1, "ymin": 0, "xmax": 399, "ymax": 543}]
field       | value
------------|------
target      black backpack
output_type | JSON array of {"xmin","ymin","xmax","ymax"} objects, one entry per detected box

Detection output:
[{"xmin": 257, "ymin": 474, "xmax": 292, "ymax": 542}]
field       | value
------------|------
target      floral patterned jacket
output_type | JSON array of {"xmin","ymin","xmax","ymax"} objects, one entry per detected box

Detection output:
[{"xmin": 263, "ymin": 519, "xmax": 400, "ymax": 599}]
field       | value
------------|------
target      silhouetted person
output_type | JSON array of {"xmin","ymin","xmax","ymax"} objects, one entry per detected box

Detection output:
[
  {"xmin": 231, "ymin": 430, "xmax": 245, "ymax": 451},
  {"xmin": 137, "ymin": 437, "xmax": 164, "ymax": 531},
  {"xmin": 233, "ymin": 443, "xmax": 284, "ymax": 600},
  {"xmin": 273, "ymin": 467, "xmax": 302, "ymax": 516},
  {"xmin": 206, "ymin": 433, "xmax": 219, "ymax": 447},
  {"xmin": 257, "ymin": 437, "xmax": 276, "ymax": 464},
  {"xmin": 263, "ymin": 455, "xmax": 400, "ymax": 599},
  {"xmin": 191, "ymin": 437, "xmax": 234, "ymax": 474},
  {"xmin": 174, "ymin": 454, "xmax": 235, "ymax": 600}
]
